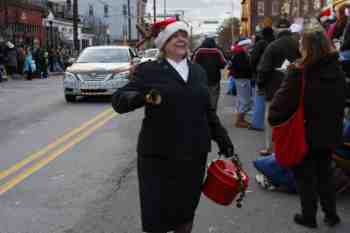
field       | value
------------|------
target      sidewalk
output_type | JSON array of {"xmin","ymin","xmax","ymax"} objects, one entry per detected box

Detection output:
[
  {"xmin": 1, "ymin": 72, "xmax": 63, "ymax": 82},
  {"xmin": 68, "ymin": 85, "xmax": 350, "ymax": 233}
]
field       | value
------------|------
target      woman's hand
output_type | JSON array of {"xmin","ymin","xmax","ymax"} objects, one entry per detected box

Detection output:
[
  {"xmin": 145, "ymin": 89, "xmax": 162, "ymax": 105},
  {"xmin": 217, "ymin": 136, "xmax": 234, "ymax": 158},
  {"xmin": 287, "ymin": 62, "xmax": 302, "ymax": 71}
]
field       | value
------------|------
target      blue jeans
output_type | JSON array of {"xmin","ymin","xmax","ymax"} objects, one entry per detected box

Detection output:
[
  {"xmin": 235, "ymin": 79, "xmax": 252, "ymax": 114},
  {"xmin": 340, "ymin": 50, "xmax": 350, "ymax": 61},
  {"xmin": 227, "ymin": 76, "xmax": 237, "ymax": 95},
  {"xmin": 251, "ymin": 92, "xmax": 266, "ymax": 129}
]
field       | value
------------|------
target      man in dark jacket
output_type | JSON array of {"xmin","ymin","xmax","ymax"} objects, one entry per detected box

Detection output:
[
  {"xmin": 248, "ymin": 27, "xmax": 275, "ymax": 131},
  {"xmin": 4, "ymin": 41, "xmax": 18, "ymax": 79},
  {"xmin": 0, "ymin": 42, "xmax": 4, "ymax": 82},
  {"xmin": 257, "ymin": 24, "xmax": 301, "ymax": 155},
  {"xmin": 250, "ymin": 27, "xmax": 275, "ymax": 79},
  {"xmin": 192, "ymin": 38, "xmax": 226, "ymax": 110}
]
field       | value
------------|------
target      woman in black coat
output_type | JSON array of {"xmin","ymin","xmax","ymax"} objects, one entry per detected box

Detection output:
[
  {"xmin": 111, "ymin": 21, "xmax": 234, "ymax": 233},
  {"xmin": 268, "ymin": 23, "xmax": 346, "ymax": 229}
]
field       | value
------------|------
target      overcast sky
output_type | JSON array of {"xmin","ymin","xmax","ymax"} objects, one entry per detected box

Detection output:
[{"xmin": 147, "ymin": 0, "xmax": 242, "ymax": 34}]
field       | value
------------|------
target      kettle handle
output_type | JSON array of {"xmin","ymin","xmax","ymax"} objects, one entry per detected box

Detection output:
[{"xmin": 218, "ymin": 152, "xmax": 246, "ymax": 208}]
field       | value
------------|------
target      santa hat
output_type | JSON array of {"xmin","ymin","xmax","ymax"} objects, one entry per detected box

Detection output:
[
  {"xmin": 289, "ymin": 23, "xmax": 303, "ymax": 33},
  {"xmin": 319, "ymin": 6, "xmax": 335, "ymax": 23},
  {"xmin": 153, "ymin": 20, "xmax": 189, "ymax": 49},
  {"xmin": 6, "ymin": 41, "xmax": 14, "ymax": 49},
  {"xmin": 237, "ymin": 38, "xmax": 252, "ymax": 47}
]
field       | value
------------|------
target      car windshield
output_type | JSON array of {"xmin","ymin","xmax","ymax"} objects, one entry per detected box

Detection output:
[
  {"xmin": 144, "ymin": 49, "xmax": 159, "ymax": 58},
  {"xmin": 76, "ymin": 48, "xmax": 130, "ymax": 63}
]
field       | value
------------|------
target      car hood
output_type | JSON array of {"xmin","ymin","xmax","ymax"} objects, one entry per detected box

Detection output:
[{"xmin": 67, "ymin": 63, "xmax": 131, "ymax": 73}]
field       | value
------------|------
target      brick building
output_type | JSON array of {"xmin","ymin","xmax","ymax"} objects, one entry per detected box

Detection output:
[
  {"xmin": 241, "ymin": 0, "xmax": 329, "ymax": 36},
  {"xmin": 0, "ymin": 0, "xmax": 47, "ymax": 46}
]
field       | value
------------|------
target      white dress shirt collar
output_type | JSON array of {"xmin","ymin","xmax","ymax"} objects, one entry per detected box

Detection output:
[{"xmin": 166, "ymin": 58, "xmax": 189, "ymax": 82}]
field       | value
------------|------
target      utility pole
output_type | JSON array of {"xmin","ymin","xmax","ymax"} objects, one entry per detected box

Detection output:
[
  {"xmin": 127, "ymin": 0, "xmax": 131, "ymax": 42},
  {"xmin": 123, "ymin": 4, "xmax": 127, "ymax": 45},
  {"xmin": 153, "ymin": 0, "xmax": 156, "ymax": 23},
  {"xmin": 231, "ymin": 0, "xmax": 234, "ymax": 44},
  {"xmin": 73, "ymin": 0, "xmax": 79, "ymax": 52},
  {"xmin": 4, "ymin": 0, "xmax": 8, "ymax": 37},
  {"xmin": 164, "ymin": 0, "xmax": 166, "ymax": 19}
]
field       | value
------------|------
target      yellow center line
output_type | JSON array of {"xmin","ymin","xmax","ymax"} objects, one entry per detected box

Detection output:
[
  {"xmin": 0, "ymin": 112, "xmax": 117, "ymax": 196},
  {"xmin": 0, "ymin": 107, "xmax": 114, "ymax": 182}
]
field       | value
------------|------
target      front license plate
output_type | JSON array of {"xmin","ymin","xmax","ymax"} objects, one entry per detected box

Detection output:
[{"xmin": 80, "ymin": 82, "xmax": 103, "ymax": 89}]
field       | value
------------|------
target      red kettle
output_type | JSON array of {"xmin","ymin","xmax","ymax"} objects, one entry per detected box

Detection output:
[{"xmin": 202, "ymin": 154, "xmax": 249, "ymax": 207}]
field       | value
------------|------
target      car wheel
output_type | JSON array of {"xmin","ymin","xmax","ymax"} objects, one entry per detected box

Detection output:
[{"xmin": 65, "ymin": 95, "xmax": 77, "ymax": 103}]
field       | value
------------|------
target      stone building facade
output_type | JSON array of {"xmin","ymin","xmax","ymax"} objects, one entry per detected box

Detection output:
[{"xmin": 241, "ymin": 0, "xmax": 329, "ymax": 36}]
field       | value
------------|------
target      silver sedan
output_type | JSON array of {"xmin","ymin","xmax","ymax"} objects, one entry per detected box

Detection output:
[{"xmin": 63, "ymin": 46, "xmax": 138, "ymax": 102}]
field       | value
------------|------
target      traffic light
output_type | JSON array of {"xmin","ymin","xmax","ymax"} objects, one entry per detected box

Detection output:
[
  {"xmin": 104, "ymin": 4, "xmax": 109, "ymax": 17},
  {"xmin": 66, "ymin": 0, "xmax": 71, "ymax": 10},
  {"xmin": 89, "ymin": 5, "xmax": 94, "ymax": 17},
  {"xmin": 123, "ymin": 4, "xmax": 127, "ymax": 16}
]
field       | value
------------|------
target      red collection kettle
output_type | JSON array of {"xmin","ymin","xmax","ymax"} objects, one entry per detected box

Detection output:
[{"xmin": 202, "ymin": 154, "xmax": 249, "ymax": 207}]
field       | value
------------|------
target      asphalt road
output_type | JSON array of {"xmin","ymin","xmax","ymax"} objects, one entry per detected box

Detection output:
[{"xmin": 0, "ymin": 77, "xmax": 349, "ymax": 233}]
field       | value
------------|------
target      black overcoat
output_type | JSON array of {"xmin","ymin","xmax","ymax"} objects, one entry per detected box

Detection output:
[
  {"xmin": 111, "ymin": 59, "xmax": 231, "ymax": 232},
  {"xmin": 257, "ymin": 31, "xmax": 300, "ymax": 100},
  {"xmin": 268, "ymin": 53, "xmax": 346, "ymax": 149}
]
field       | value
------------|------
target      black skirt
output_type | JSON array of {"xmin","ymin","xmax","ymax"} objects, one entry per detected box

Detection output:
[{"xmin": 137, "ymin": 153, "xmax": 208, "ymax": 233}]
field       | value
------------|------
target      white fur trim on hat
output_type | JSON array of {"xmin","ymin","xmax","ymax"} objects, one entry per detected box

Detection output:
[
  {"xmin": 6, "ymin": 41, "xmax": 14, "ymax": 49},
  {"xmin": 154, "ymin": 21, "xmax": 189, "ymax": 49},
  {"xmin": 238, "ymin": 38, "xmax": 252, "ymax": 47},
  {"xmin": 289, "ymin": 23, "xmax": 303, "ymax": 33}
]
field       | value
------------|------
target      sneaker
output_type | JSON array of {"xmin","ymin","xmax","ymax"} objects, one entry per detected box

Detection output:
[
  {"xmin": 259, "ymin": 149, "xmax": 273, "ymax": 156},
  {"xmin": 248, "ymin": 125, "xmax": 264, "ymax": 131},
  {"xmin": 235, "ymin": 121, "xmax": 250, "ymax": 128},
  {"xmin": 324, "ymin": 215, "xmax": 341, "ymax": 227},
  {"xmin": 255, "ymin": 174, "xmax": 276, "ymax": 190},
  {"xmin": 294, "ymin": 214, "xmax": 317, "ymax": 228}
]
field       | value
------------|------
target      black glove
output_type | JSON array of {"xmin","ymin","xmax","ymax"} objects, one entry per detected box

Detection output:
[
  {"xmin": 145, "ymin": 89, "xmax": 162, "ymax": 105},
  {"xmin": 217, "ymin": 136, "xmax": 234, "ymax": 158}
]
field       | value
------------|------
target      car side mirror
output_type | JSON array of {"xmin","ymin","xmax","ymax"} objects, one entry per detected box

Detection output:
[
  {"xmin": 132, "ymin": 57, "xmax": 141, "ymax": 65},
  {"xmin": 138, "ymin": 51, "xmax": 145, "ymax": 57},
  {"xmin": 67, "ymin": 57, "xmax": 77, "ymax": 66}
]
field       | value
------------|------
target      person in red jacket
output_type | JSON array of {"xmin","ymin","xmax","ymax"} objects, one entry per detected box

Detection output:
[{"xmin": 228, "ymin": 38, "xmax": 253, "ymax": 128}]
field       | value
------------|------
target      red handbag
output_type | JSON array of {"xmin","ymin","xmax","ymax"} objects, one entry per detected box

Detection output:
[{"xmin": 272, "ymin": 72, "xmax": 308, "ymax": 168}]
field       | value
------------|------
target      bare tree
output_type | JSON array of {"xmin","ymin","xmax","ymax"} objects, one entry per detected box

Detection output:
[{"xmin": 217, "ymin": 17, "xmax": 240, "ymax": 52}]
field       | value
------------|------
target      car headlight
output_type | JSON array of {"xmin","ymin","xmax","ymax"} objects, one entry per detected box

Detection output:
[
  {"xmin": 64, "ymin": 72, "xmax": 77, "ymax": 81},
  {"xmin": 111, "ymin": 71, "xmax": 129, "ymax": 80}
]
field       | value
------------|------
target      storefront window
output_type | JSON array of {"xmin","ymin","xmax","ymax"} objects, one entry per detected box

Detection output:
[
  {"xmin": 303, "ymin": 0, "xmax": 309, "ymax": 14},
  {"xmin": 281, "ymin": 0, "xmax": 291, "ymax": 15},
  {"xmin": 292, "ymin": 0, "xmax": 300, "ymax": 17},
  {"xmin": 257, "ymin": 1, "xmax": 265, "ymax": 16},
  {"xmin": 314, "ymin": 0, "xmax": 321, "ymax": 10},
  {"xmin": 272, "ymin": 1, "xmax": 279, "ymax": 16}
]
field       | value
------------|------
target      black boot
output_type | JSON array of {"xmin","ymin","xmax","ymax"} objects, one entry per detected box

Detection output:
[
  {"xmin": 294, "ymin": 214, "xmax": 317, "ymax": 228},
  {"xmin": 324, "ymin": 214, "xmax": 341, "ymax": 227}
]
